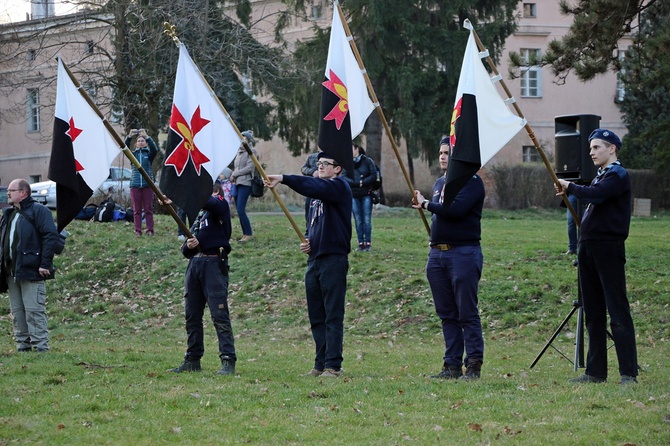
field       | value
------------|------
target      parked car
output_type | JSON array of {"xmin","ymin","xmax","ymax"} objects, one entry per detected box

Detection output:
[
  {"xmin": 0, "ymin": 186, "xmax": 11, "ymax": 210},
  {"xmin": 31, "ymin": 167, "xmax": 133, "ymax": 210}
]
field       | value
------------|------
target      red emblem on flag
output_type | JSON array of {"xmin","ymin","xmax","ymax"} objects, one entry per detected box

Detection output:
[
  {"xmin": 65, "ymin": 117, "xmax": 85, "ymax": 172},
  {"xmin": 322, "ymin": 69, "xmax": 349, "ymax": 130},
  {"xmin": 165, "ymin": 105, "xmax": 211, "ymax": 176},
  {"xmin": 450, "ymin": 97, "xmax": 463, "ymax": 148}
]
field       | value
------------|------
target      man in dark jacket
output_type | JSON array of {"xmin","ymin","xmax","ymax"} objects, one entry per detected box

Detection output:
[
  {"xmin": 0, "ymin": 179, "xmax": 59, "ymax": 352},
  {"xmin": 265, "ymin": 151, "xmax": 352, "ymax": 378},
  {"xmin": 170, "ymin": 182, "xmax": 236, "ymax": 375}
]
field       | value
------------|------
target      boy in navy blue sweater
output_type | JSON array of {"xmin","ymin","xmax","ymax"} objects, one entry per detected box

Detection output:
[
  {"xmin": 557, "ymin": 129, "xmax": 638, "ymax": 385},
  {"xmin": 413, "ymin": 138, "xmax": 485, "ymax": 380},
  {"xmin": 170, "ymin": 183, "xmax": 236, "ymax": 375},
  {"xmin": 266, "ymin": 152, "xmax": 352, "ymax": 378}
]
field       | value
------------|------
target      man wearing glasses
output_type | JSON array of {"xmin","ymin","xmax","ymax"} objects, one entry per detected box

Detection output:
[
  {"xmin": 265, "ymin": 152, "xmax": 352, "ymax": 378},
  {"xmin": 0, "ymin": 179, "xmax": 59, "ymax": 352}
]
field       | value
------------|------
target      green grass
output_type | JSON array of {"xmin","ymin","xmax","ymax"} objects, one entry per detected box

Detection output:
[{"xmin": 1, "ymin": 207, "xmax": 669, "ymax": 445}]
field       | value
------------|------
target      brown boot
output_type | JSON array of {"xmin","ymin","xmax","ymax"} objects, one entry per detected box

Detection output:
[{"xmin": 460, "ymin": 360, "xmax": 482, "ymax": 380}]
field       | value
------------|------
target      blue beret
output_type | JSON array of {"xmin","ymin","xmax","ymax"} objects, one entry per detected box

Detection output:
[
  {"xmin": 439, "ymin": 136, "xmax": 450, "ymax": 147},
  {"xmin": 588, "ymin": 128, "xmax": 621, "ymax": 149}
]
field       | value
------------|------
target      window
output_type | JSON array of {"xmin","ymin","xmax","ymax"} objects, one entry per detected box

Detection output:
[
  {"xmin": 520, "ymin": 48, "xmax": 542, "ymax": 98},
  {"xmin": 27, "ymin": 88, "xmax": 40, "ymax": 132},
  {"xmin": 311, "ymin": 2, "xmax": 323, "ymax": 20},
  {"xmin": 30, "ymin": 175, "xmax": 41, "ymax": 183},
  {"xmin": 523, "ymin": 3, "xmax": 537, "ymax": 18},
  {"xmin": 522, "ymin": 145, "xmax": 541, "ymax": 163},
  {"xmin": 27, "ymin": 49, "xmax": 37, "ymax": 62},
  {"xmin": 85, "ymin": 40, "xmax": 95, "ymax": 55}
]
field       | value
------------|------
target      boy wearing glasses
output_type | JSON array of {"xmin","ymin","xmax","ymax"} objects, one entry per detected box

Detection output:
[{"xmin": 265, "ymin": 152, "xmax": 352, "ymax": 377}]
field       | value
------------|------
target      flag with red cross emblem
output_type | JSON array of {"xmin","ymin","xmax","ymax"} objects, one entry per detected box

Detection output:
[
  {"xmin": 317, "ymin": 6, "xmax": 375, "ymax": 176},
  {"xmin": 160, "ymin": 45, "xmax": 239, "ymax": 223},
  {"xmin": 48, "ymin": 57, "xmax": 120, "ymax": 231}
]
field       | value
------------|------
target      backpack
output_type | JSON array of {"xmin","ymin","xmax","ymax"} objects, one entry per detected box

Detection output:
[
  {"xmin": 75, "ymin": 203, "xmax": 98, "ymax": 221},
  {"xmin": 368, "ymin": 157, "xmax": 382, "ymax": 191},
  {"xmin": 94, "ymin": 198, "xmax": 115, "ymax": 222}
]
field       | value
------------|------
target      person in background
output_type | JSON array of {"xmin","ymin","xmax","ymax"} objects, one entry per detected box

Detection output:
[
  {"xmin": 300, "ymin": 152, "xmax": 320, "ymax": 224},
  {"xmin": 0, "ymin": 179, "xmax": 59, "ymax": 352},
  {"xmin": 217, "ymin": 167, "xmax": 235, "ymax": 215},
  {"xmin": 342, "ymin": 144, "xmax": 377, "ymax": 251},
  {"xmin": 412, "ymin": 137, "xmax": 486, "ymax": 380},
  {"xmin": 125, "ymin": 128, "xmax": 159, "ymax": 236},
  {"xmin": 170, "ymin": 182, "xmax": 236, "ymax": 375},
  {"xmin": 230, "ymin": 131, "xmax": 256, "ymax": 243},
  {"xmin": 556, "ymin": 128, "xmax": 638, "ymax": 385},
  {"xmin": 265, "ymin": 151, "xmax": 352, "ymax": 378}
]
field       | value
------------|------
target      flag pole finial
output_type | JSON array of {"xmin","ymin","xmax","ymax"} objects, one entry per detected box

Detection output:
[{"xmin": 163, "ymin": 22, "xmax": 181, "ymax": 46}]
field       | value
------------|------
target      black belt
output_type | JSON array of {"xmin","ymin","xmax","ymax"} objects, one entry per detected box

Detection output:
[{"xmin": 194, "ymin": 252, "xmax": 219, "ymax": 258}]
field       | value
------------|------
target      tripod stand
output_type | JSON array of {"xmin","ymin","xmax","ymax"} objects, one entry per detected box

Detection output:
[
  {"xmin": 531, "ymin": 260, "xmax": 585, "ymax": 371},
  {"xmin": 530, "ymin": 297, "xmax": 584, "ymax": 371}
]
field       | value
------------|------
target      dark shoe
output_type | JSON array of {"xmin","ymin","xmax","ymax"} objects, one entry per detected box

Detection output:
[
  {"xmin": 568, "ymin": 374, "xmax": 606, "ymax": 383},
  {"xmin": 564, "ymin": 250, "xmax": 576, "ymax": 255},
  {"xmin": 307, "ymin": 368, "xmax": 324, "ymax": 377},
  {"xmin": 321, "ymin": 368, "xmax": 342, "ymax": 378},
  {"xmin": 363, "ymin": 243, "xmax": 371, "ymax": 252},
  {"xmin": 356, "ymin": 243, "xmax": 364, "ymax": 251},
  {"xmin": 217, "ymin": 357, "xmax": 236, "ymax": 375},
  {"xmin": 460, "ymin": 360, "xmax": 482, "ymax": 380},
  {"xmin": 430, "ymin": 364, "xmax": 463, "ymax": 379},
  {"xmin": 620, "ymin": 375, "xmax": 638, "ymax": 385},
  {"xmin": 170, "ymin": 360, "xmax": 201, "ymax": 373}
]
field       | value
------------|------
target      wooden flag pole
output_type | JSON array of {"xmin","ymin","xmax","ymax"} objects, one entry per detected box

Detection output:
[
  {"xmin": 465, "ymin": 20, "xmax": 580, "ymax": 226},
  {"xmin": 164, "ymin": 23, "xmax": 307, "ymax": 243},
  {"xmin": 59, "ymin": 58, "xmax": 192, "ymax": 237},
  {"xmin": 335, "ymin": 2, "xmax": 431, "ymax": 236}
]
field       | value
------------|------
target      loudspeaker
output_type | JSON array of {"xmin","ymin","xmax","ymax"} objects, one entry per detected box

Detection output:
[{"xmin": 554, "ymin": 114, "xmax": 601, "ymax": 181}]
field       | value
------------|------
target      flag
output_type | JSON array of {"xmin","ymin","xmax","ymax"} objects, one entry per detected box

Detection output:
[
  {"xmin": 444, "ymin": 20, "xmax": 526, "ymax": 206},
  {"xmin": 160, "ymin": 45, "xmax": 239, "ymax": 223},
  {"xmin": 48, "ymin": 58, "xmax": 120, "ymax": 232},
  {"xmin": 318, "ymin": 5, "xmax": 375, "ymax": 176}
]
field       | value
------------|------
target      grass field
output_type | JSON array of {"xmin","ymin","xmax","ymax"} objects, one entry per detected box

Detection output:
[{"xmin": 0, "ymin": 206, "xmax": 668, "ymax": 445}]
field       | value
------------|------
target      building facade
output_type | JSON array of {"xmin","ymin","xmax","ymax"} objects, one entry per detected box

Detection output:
[{"xmin": 0, "ymin": 0, "xmax": 629, "ymax": 199}]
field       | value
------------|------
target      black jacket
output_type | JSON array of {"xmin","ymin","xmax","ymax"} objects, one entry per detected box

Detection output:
[
  {"xmin": 342, "ymin": 155, "xmax": 377, "ymax": 199},
  {"xmin": 1, "ymin": 197, "xmax": 59, "ymax": 289}
]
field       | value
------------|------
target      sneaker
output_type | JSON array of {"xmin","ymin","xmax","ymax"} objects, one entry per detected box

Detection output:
[
  {"xmin": 217, "ymin": 357, "xmax": 236, "ymax": 375},
  {"xmin": 568, "ymin": 374, "xmax": 606, "ymax": 383},
  {"xmin": 363, "ymin": 243, "xmax": 371, "ymax": 252},
  {"xmin": 564, "ymin": 250, "xmax": 577, "ymax": 255},
  {"xmin": 620, "ymin": 375, "xmax": 638, "ymax": 385},
  {"xmin": 430, "ymin": 364, "xmax": 463, "ymax": 379},
  {"xmin": 321, "ymin": 368, "xmax": 342, "ymax": 378},
  {"xmin": 169, "ymin": 360, "xmax": 201, "ymax": 373},
  {"xmin": 356, "ymin": 243, "xmax": 364, "ymax": 251},
  {"xmin": 460, "ymin": 360, "xmax": 482, "ymax": 380},
  {"xmin": 307, "ymin": 368, "xmax": 324, "ymax": 377},
  {"xmin": 238, "ymin": 235, "xmax": 253, "ymax": 243}
]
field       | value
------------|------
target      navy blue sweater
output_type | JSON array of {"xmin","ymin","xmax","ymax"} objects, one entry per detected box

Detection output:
[
  {"xmin": 427, "ymin": 174, "xmax": 485, "ymax": 246},
  {"xmin": 181, "ymin": 195, "xmax": 232, "ymax": 258},
  {"xmin": 567, "ymin": 162, "xmax": 631, "ymax": 241},
  {"xmin": 282, "ymin": 175, "xmax": 352, "ymax": 260}
]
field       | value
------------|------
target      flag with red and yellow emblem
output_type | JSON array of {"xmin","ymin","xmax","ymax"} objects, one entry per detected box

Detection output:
[
  {"xmin": 443, "ymin": 20, "xmax": 525, "ymax": 207},
  {"xmin": 318, "ymin": 6, "xmax": 375, "ymax": 176},
  {"xmin": 48, "ymin": 57, "xmax": 121, "ymax": 231},
  {"xmin": 161, "ymin": 45, "xmax": 239, "ymax": 222}
]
